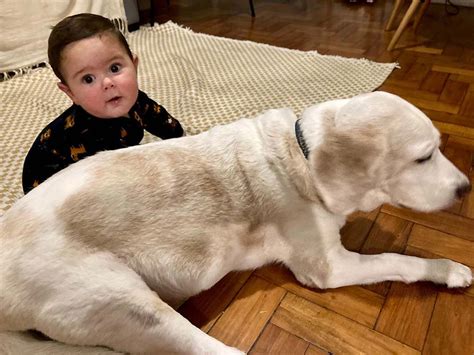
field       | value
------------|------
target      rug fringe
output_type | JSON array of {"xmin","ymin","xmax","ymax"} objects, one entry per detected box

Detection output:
[
  {"xmin": 112, "ymin": 18, "xmax": 129, "ymax": 36},
  {"xmin": 0, "ymin": 63, "xmax": 48, "ymax": 82}
]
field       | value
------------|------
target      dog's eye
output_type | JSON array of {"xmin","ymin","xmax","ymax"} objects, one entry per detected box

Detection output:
[{"xmin": 416, "ymin": 153, "xmax": 432, "ymax": 164}]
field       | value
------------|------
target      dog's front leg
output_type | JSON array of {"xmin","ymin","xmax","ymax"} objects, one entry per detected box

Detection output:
[
  {"xmin": 280, "ymin": 208, "xmax": 471, "ymax": 290},
  {"xmin": 322, "ymin": 247, "xmax": 472, "ymax": 288}
]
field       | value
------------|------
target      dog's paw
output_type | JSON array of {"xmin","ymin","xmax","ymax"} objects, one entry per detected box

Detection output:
[{"xmin": 444, "ymin": 260, "xmax": 472, "ymax": 288}]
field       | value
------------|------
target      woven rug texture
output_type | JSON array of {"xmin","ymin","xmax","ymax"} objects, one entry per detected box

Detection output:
[{"xmin": 0, "ymin": 21, "xmax": 397, "ymax": 214}]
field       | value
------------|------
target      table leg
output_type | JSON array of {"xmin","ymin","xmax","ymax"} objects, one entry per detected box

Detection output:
[{"xmin": 387, "ymin": 0, "xmax": 421, "ymax": 51}]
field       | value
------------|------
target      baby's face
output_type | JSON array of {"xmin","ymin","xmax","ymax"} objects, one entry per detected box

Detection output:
[{"xmin": 58, "ymin": 33, "xmax": 138, "ymax": 118}]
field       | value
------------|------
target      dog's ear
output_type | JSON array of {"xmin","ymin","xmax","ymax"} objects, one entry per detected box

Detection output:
[{"xmin": 309, "ymin": 126, "xmax": 388, "ymax": 215}]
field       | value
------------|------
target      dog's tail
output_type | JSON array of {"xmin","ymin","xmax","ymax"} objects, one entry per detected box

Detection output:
[{"xmin": 0, "ymin": 331, "xmax": 122, "ymax": 355}]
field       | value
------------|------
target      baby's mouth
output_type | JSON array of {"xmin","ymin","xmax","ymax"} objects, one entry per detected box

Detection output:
[{"xmin": 107, "ymin": 96, "xmax": 121, "ymax": 103}]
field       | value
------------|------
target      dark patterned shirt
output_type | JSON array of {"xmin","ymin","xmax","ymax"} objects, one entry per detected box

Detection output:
[{"xmin": 22, "ymin": 90, "xmax": 184, "ymax": 194}]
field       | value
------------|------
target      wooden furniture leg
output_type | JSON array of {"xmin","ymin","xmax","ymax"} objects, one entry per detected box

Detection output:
[
  {"xmin": 413, "ymin": 0, "xmax": 431, "ymax": 31},
  {"xmin": 385, "ymin": 0, "xmax": 404, "ymax": 31},
  {"xmin": 249, "ymin": 0, "xmax": 255, "ymax": 17},
  {"xmin": 387, "ymin": 0, "xmax": 421, "ymax": 51},
  {"xmin": 149, "ymin": 0, "xmax": 155, "ymax": 26}
]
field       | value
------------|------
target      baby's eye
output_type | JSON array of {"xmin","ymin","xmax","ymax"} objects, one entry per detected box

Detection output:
[
  {"xmin": 110, "ymin": 64, "xmax": 121, "ymax": 73},
  {"xmin": 82, "ymin": 75, "xmax": 94, "ymax": 84}
]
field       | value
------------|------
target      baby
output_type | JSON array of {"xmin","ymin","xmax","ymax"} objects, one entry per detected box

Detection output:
[{"xmin": 22, "ymin": 13, "xmax": 184, "ymax": 194}]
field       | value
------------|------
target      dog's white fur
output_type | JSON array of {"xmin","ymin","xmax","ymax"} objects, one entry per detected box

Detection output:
[{"xmin": 0, "ymin": 92, "xmax": 472, "ymax": 354}]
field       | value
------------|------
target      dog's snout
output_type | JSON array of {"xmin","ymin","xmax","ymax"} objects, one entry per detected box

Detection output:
[{"xmin": 456, "ymin": 182, "xmax": 472, "ymax": 199}]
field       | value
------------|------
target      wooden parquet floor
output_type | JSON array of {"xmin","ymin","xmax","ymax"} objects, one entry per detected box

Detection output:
[{"xmin": 147, "ymin": 1, "xmax": 474, "ymax": 353}]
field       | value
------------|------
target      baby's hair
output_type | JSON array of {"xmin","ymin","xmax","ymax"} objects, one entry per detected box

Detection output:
[{"xmin": 48, "ymin": 13, "xmax": 132, "ymax": 83}]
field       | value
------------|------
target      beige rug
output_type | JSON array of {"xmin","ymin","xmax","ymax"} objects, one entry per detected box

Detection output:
[{"xmin": 0, "ymin": 21, "xmax": 397, "ymax": 214}]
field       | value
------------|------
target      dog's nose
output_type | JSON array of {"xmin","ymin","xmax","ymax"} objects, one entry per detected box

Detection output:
[{"xmin": 456, "ymin": 182, "xmax": 472, "ymax": 199}]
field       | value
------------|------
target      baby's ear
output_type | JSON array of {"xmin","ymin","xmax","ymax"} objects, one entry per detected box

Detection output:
[
  {"xmin": 57, "ymin": 82, "xmax": 75, "ymax": 102},
  {"xmin": 133, "ymin": 54, "xmax": 139, "ymax": 69}
]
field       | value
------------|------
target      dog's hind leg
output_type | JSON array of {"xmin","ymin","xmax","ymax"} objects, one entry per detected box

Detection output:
[
  {"xmin": 0, "ymin": 330, "xmax": 121, "ymax": 354},
  {"xmin": 6, "ymin": 251, "xmax": 242, "ymax": 355},
  {"xmin": 321, "ymin": 247, "xmax": 472, "ymax": 289}
]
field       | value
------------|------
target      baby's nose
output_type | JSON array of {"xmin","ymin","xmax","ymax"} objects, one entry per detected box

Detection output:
[{"xmin": 103, "ymin": 77, "xmax": 115, "ymax": 89}]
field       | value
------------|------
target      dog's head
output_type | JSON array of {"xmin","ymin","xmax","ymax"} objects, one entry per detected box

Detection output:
[{"xmin": 300, "ymin": 91, "xmax": 471, "ymax": 215}]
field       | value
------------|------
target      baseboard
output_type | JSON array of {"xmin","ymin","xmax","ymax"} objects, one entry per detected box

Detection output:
[{"xmin": 432, "ymin": 0, "xmax": 474, "ymax": 7}]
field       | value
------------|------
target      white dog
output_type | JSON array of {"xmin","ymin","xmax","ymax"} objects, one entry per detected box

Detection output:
[{"xmin": 0, "ymin": 92, "xmax": 472, "ymax": 354}]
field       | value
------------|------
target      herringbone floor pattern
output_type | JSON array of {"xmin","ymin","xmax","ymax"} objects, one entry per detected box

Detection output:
[{"xmin": 145, "ymin": 1, "xmax": 474, "ymax": 353}]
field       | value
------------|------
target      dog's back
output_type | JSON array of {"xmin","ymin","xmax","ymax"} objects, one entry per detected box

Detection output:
[{"xmin": 0, "ymin": 107, "xmax": 302, "ymax": 354}]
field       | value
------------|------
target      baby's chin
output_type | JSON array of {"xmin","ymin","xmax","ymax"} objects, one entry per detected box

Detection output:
[{"xmin": 89, "ymin": 103, "xmax": 133, "ymax": 119}]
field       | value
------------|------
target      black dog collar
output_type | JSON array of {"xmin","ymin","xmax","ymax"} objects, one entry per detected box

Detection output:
[{"xmin": 295, "ymin": 119, "xmax": 309, "ymax": 160}]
